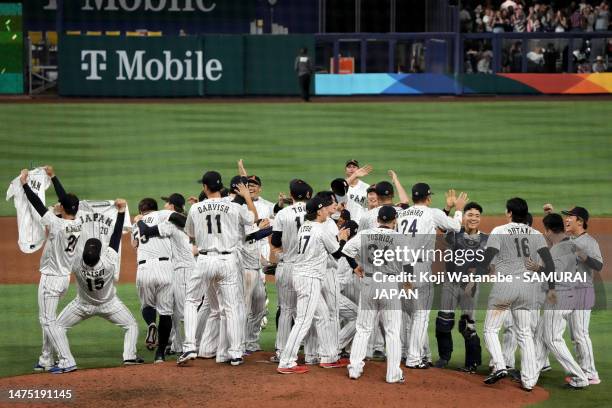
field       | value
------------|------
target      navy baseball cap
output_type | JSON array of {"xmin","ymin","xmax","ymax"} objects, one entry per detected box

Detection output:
[
  {"xmin": 247, "ymin": 175, "xmax": 262, "ymax": 186},
  {"xmin": 198, "ymin": 171, "xmax": 223, "ymax": 191},
  {"xmin": 230, "ymin": 175, "xmax": 249, "ymax": 193},
  {"xmin": 378, "ymin": 205, "xmax": 397, "ymax": 222},
  {"xmin": 161, "ymin": 193, "xmax": 185, "ymax": 209},
  {"xmin": 412, "ymin": 182, "xmax": 433, "ymax": 200},
  {"xmin": 342, "ymin": 220, "xmax": 359, "ymax": 238},
  {"xmin": 306, "ymin": 196, "xmax": 326, "ymax": 214},
  {"xmin": 60, "ymin": 193, "xmax": 79, "ymax": 215},
  {"xmin": 290, "ymin": 179, "xmax": 312, "ymax": 200},
  {"xmin": 345, "ymin": 159, "xmax": 359, "ymax": 167},
  {"xmin": 562, "ymin": 206, "xmax": 589, "ymax": 222},
  {"xmin": 375, "ymin": 181, "xmax": 394, "ymax": 197},
  {"xmin": 331, "ymin": 178, "xmax": 349, "ymax": 196}
]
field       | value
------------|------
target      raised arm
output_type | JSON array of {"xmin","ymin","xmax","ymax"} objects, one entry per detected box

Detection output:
[
  {"xmin": 237, "ymin": 159, "xmax": 248, "ymax": 177},
  {"xmin": 109, "ymin": 199, "xmax": 127, "ymax": 252},
  {"xmin": 236, "ymin": 183, "xmax": 259, "ymax": 222},
  {"xmin": 20, "ymin": 169, "xmax": 48, "ymax": 217},
  {"xmin": 345, "ymin": 164, "xmax": 373, "ymax": 186},
  {"xmin": 388, "ymin": 170, "xmax": 410, "ymax": 205},
  {"xmin": 45, "ymin": 165, "xmax": 68, "ymax": 202}
]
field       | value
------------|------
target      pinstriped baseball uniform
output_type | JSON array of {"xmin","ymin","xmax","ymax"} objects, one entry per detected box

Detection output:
[
  {"xmin": 534, "ymin": 238, "xmax": 589, "ymax": 387},
  {"xmin": 396, "ymin": 205, "xmax": 462, "ymax": 366},
  {"xmin": 346, "ymin": 180, "xmax": 369, "ymax": 223},
  {"xmin": 37, "ymin": 211, "xmax": 83, "ymax": 368},
  {"xmin": 77, "ymin": 200, "xmax": 132, "ymax": 281},
  {"xmin": 6, "ymin": 168, "xmax": 51, "ymax": 253},
  {"xmin": 54, "ymin": 247, "xmax": 139, "ymax": 368},
  {"xmin": 483, "ymin": 222, "xmax": 547, "ymax": 389},
  {"xmin": 182, "ymin": 198, "xmax": 252, "ymax": 361},
  {"xmin": 273, "ymin": 201, "xmax": 307, "ymax": 354},
  {"xmin": 158, "ymin": 215, "xmax": 196, "ymax": 353},
  {"xmin": 133, "ymin": 211, "xmax": 174, "ymax": 316},
  {"xmin": 344, "ymin": 227, "xmax": 405, "ymax": 383},
  {"xmin": 568, "ymin": 233, "xmax": 602, "ymax": 381},
  {"xmin": 278, "ymin": 220, "xmax": 341, "ymax": 368}
]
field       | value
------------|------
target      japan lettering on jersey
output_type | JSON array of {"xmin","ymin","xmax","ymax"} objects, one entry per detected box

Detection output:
[
  {"xmin": 397, "ymin": 204, "xmax": 462, "ymax": 254},
  {"xmin": 293, "ymin": 221, "xmax": 340, "ymax": 280},
  {"xmin": 185, "ymin": 198, "xmax": 253, "ymax": 253},
  {"xmin": 132, "ymin": 211, "xmax": 172, "ymax": 262},
  {"xmin": 158, "ymin": 213, "xmax": 196, "ymax": 270},
  {"xmin": 486, "ymin": 222, "xmax": 547, "ymax": 277},
  {"xmin": 72, "ymin": 248, "xmax": 118, "ymax": 305},
  {"xmin": 77, "ymin": 200, "xmax": 132, "ymax": 247},
  {"xmin": 346, "ymin": 180, "xmax": 369, "ymax": 222},
  {"xmin": 39, "ymin": 212, "xmax": 82, "ymax": 277},
  {"xmin": 273, "ymin": 202, "xmax": 307, "ymax": 263},
  {"xmin": 6, "ymin": 168, "xmax": 51, "ymax": 253}
]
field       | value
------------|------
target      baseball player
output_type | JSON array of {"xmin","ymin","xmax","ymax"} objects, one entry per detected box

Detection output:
[
  {"xmin": 561, "ymin": 206, "xmax": 603, "ymax": 385},
  {"xmin": 269, "ymin": 179, "xmax": 313, "ymax": 362},
  {"xmin": 277, "ymin": 196, "xmax": 350, "ymax": 374},
  {"xmin": 19, "ymin": 168, "xmax": 82, "ymax": 372},
  {"xmin": 397, "ymin": 184, "xmax": 466, "ymax": 369},
  {"xmin": 6, "ymin": 167, "xmax": 51, "ymax": 253},
  {"xmin": 527, "ymin": 213, "xmax": 589, "ymax": 389},
  {"xmin": 51, "ymin": 199, "xmax": 143, "ymax": 373},
  {"xmin": 177, "ymin": 171, "xmax": 258, "ymax": 366},
  {"xmin": 435, "ymin": 202, "xmax": 487, "ymax": 372},
  {"xmin": 481, "ymin": 197, "xmax": 555, "ymax": 392},
  {"xmin": 344, "ymin": 160, "xmax": 371, "ymax": 223},
  {"xmin": 131, "ymin": 198, "xmax": 174, "ymax": 363},
  {"xmin": 343, "ymin": 205, "xmax": 405, "ymax": 383}
]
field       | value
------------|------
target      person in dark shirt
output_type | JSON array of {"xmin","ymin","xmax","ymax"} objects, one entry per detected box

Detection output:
[{"xmin": 295, "ymin": 47, "xmax": 314, "ymax": 102}]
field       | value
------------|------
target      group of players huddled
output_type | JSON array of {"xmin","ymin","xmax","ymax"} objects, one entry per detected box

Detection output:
[{"xmin": 19, "ymin": 159, "xmax": 603, "ymax": 392}]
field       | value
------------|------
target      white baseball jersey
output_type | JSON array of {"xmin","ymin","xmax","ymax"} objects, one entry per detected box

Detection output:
[
  {"xmin": 346, "ymin": 180, "xmax": 369, "ymax": 222},
  {"xmin": 72, "ymin": 247, "xmax": 119, "ymax": 305},
  {"xmin": 273, "ymin": 201, "xmax": 307, "ymax": 263},
  {"xmin": 132, "ymin": 211, "xmax": 172, "ymax": 262},
  {"xmin": 486, "ymin": 222, "xmax": 547, "ymax": 277},
  {"xmin": 550, "ymin": 239, "xmax": 578, "ymax": 291},
  {"xmin": 158, "ymin": 216, "xmax": 197, "ymax": 270},
  {"xmin": 6, "ymin": 168, "xmax": 51, "ymax": 253},
  {"xmin": 253, "ymin": 197, "xmax": 274, "ymax": 219},
  {"xmin": 185, "ymin": 198, "xmax": 253, "ymax": 252},
  {"xmin": 572, "ymin": 233, "xmax": 602, "ymax": 288},
  {"xmin": 324, "ymin": 218, "xmax": 340, "ymax": 269},
  {"xmin": 293, "ymin": 221, "xmax": 340, "ymax": 280},
  {"xmin": 39, "ymin": 212, "xmax": 82, "ymax": 277},
  {"xmin": 396, "ymin": 204, "xmax": 462, "ymax": 252},
  {"xmin": 77, "ymin": 200, "xmax": 132, "ymax": 245}
]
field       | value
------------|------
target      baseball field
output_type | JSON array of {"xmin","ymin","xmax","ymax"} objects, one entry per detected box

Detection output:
[{"xmin": 0, "ymin": 98, "xmax": 611, "ymax": 407}]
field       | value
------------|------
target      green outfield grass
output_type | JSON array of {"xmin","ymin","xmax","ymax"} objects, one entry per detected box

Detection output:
[
  {"xmin": 1, "ymin": 101, "xmax": 611, "ymax": 216},
  {"xmin": 0, "ymin": 282, "xmax": 611, "ymax": 407}
]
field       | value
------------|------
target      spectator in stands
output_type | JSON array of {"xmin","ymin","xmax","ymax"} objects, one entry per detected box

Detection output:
[
  {"xmin": 460, "ymin": 4, "xmax": 473, "ymax": 32},
  {"xmin": 501, "ymin": 0, "xmax": 518, "ymax": 10},
  {"xmin": 543, "ymin": 43, "xmax": 559, "ymax": 72},
  {"xmin": 527, "ymin": 46, "xmax": 545, "ymax": 71},
  {"xmin": 594, "ymin": 1, "xmax": 610, "ymax": 30},
  {"xmin": 483, "ymin": 7, "xmax": 495, "ymax": 31},
  {"xmin": 583, "ymin": 4, "xmax": 596, "ymax": 30},
  {"xmin": 592, "ymin": 55, "xmax": 608, "ymax": 72},
  {"xmin": 477, "ymin": 51, "xmax": 494, "ymax": 73},
  {"xmin": 571, "ymin": 5, "xmax": 585, "ymax": 29},
  {"xmin": 554, "ymin": 10, "xmax": 569, "ymax": 31},
  {"xmin": 527, "ymin": 7, "xmax": 543, "ymax": 31},
  {"xmin": 503, "ymin": 41, "xmax": 523, "ymax": 72},
  {"xmin": 513, "ymin": 7, "xmax": 527, "ymax": 31}
]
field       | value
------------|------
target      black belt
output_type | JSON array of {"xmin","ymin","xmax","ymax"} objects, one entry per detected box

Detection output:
[
  {"xmin": 138, "ymin": 257, "xmax": 169, "ymax": 265},
  {"xmin": 199, "ymin": 250, "xmax": 232, "ymax": 255}
]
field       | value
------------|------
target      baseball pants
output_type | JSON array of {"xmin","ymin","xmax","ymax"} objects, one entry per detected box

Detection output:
[
  {"xmin": 404, "ymin": 283, "xmax": 434, "ymax": 366},
  {"xmin": 170, "ymin": 266, "xmax": 190, "ymax": 353},
  {"xmin": 348, "ymin": 277, "xmax": 403, "ymax": 383},
  {"xmin": 245, "ymin": 271, "xmax": 267, "ymax": 351},
  {"xmin": 195, "ymin": 295, "xmax": 211, "ymax": 351},
  {"xmin": 484, "ymin": 281, "xmax": 540, "ymax": 389},
  {"xmin": 275, "ymin": 262, "xmax": 297, "ymax": 355},
  {"xmin": 136, "ymin": 259, "xmax": 174, "ymax": 316},
  {"xmin": 37, "ymin": 274, "xmax": 70, "ymax": 368},
  {"xmin": 56, "ymin": 296, "xmax": 139, "ymax": 367},
  {"xmin": 568, "ymin": 287, "xmax": 598, "ymax": 380},
  {"xmin": 278, "ymin": 274, "xmax": 338, "ymax": 368}
]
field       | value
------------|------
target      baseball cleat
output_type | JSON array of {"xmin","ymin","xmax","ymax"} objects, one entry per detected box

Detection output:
[
  {"xmin": 519, "ymin": 385, "xmax": 533, "ymax": 392},
  {"xmin": 458, "ymin": 364, "xmax": 478, "ymax": 374},
  {"xmin": 320, "ymin": 358, "xmax": 349, "ymax": 369},
  {"xmin": 269, "ymin": 354, "xmax": 280, "ymax": 363},
  {"xmin": 423, "ymin": 359, "xmax": 434, "ymax": 368},
  {"xmin": 434, "ymin": 359, "xmax": 448, "ymax": 369},
  {"xmin": 565, "ymin": 382, "xmax": 587, "ymax": 390},
  {"xmin": 145, "ymin": 323, "xmax": 158, "ymax": 350},
  {"xmin": 277, "ymin": 365, "xmax": 309, "ymax": 374},
  {"xmin": 406, "ymin": 362, "xmax": 429, "ymax": 369},
  {"xmin": 484, "ymin": 369, "xmax": 508, "ymax": 384},
  {"xmin": 230, "ymin": 358, "xmax": 244, "ymax": 366},
  {"xmin": 177, "ymin": 350, "xmax": 197, "ymax": 365},
  {"xmin": 49, "ymin": 365, "xmax": 77, "ymax": 374},
  {"xmin": 339, "ymin": 350, "xmax": 350, "ymax": 359},
  {"xmin": 123, "ymin": 357, "xmax": 145, "ymax": 365},
  {"xmin": 33, "ymin": 362, "xmax": 52, "ymax": 372},
  {"xmin": 588, "ymin": 377, "xmax": 601, "ymax": 385},
  {"xmin": 154, "ymin": 351, "xmax": 165, "ymax": 364},
  {"xmin": 387, "ymin": 377, "xmax": 405, "ymax": 384},
  {"xmin": 305, "ymin": 357, "xmax": 320, "ymax": 365},
  {"xmin": 540, "ymin": 365, "xmax": 552, "ymax": 373},
  {"xmin": 507, "ymin": 369, "xmax": 522, "ymax": 383}
]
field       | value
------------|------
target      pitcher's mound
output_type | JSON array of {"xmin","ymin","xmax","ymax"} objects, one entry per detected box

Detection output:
[{"xmin": 0, "ymin": 353, "xmax": 548, "ymax": 408}]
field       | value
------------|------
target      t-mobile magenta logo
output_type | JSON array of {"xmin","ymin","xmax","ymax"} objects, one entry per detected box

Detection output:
[{"xmin": 81, "ymin": 50, "xmax": 107, "ymax": 80}]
